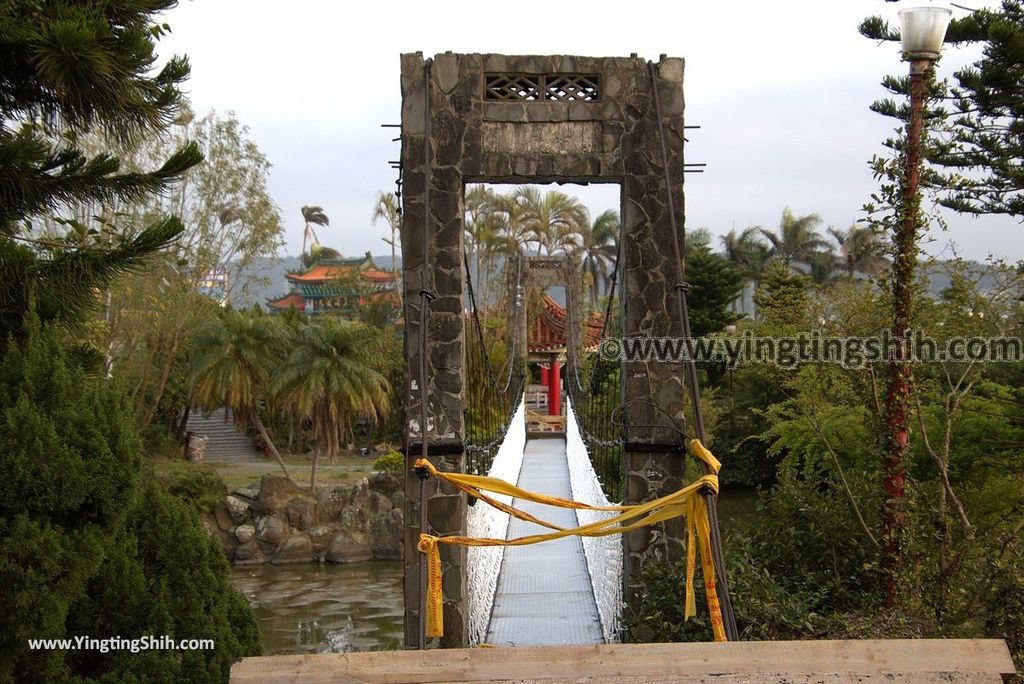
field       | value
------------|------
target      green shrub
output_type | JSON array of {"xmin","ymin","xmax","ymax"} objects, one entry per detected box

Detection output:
[
  {"xmin": 0, "ymin": 318, "xmax": 259, "ymax": 683},
  {"xmin": 373, "ymin": 449, "xmax": 404, "ymax": 477},
  {"xmin": 0, "ymin": 318, "xmax": 141, "ymax": 682},
  {"xmin": 149, "ymin": 461, "xmax": 228, "ymax": 513},
  {"xmin": 67, "ymin": 483, "xmax": 260, "ymax": 682}
]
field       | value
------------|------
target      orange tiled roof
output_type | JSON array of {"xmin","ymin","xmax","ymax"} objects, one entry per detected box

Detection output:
[
  {"xmin": 362, "ymin": 268, "xmax": 398, "ymax": 283},
  {"xmin": 267, "ymin": 293, "xmax": 306, "ymax": 310},
  {"xmin": 285, "ymin": 264, "xmax": 349, "ymax": 283},
  {"xmin": 285, "ymin": 263, "xmax": 398, "ymax": 285},
  {"xmin": 528, "ymin": 295, "xmax": 605, "ymax": 353}
]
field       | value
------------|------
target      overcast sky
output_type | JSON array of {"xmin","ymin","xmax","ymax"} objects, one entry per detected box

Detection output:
[{"xmin": 157, "ymin": 0, "xmax": 1022, "ymax": 264}]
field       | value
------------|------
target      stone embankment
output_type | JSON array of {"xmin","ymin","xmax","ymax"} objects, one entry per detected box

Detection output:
[{"xmin": 203, "ymin": 473, "xmax": 404, "ymax": 565}]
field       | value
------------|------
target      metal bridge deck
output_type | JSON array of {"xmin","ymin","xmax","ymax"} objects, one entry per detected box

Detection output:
[{"xmin": 485, "ymin": 437, "xmax": 603, "ymax": 646}]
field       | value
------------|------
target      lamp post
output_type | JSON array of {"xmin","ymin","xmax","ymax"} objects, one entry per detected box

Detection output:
[{"xmin": 882, "ymin": 4, "xmax": 952, "ymax": 606}]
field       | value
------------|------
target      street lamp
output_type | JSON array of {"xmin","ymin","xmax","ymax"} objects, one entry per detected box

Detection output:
[
  {"xmin": 900, "ymin": 6, "xmax": 953, "ymax": 60},
  {"xmin": 882, "ymin": 4, "xmax": 952, "ymax": 606}
]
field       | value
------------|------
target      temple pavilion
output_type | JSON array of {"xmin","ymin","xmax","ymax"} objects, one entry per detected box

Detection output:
[
  {"xmin": 267, "ymin": 251, "xmax": 398, "ymax": 315},
  {"xmin": 526, "ymin": 294, "xmax": 605, "ymax": 433}
]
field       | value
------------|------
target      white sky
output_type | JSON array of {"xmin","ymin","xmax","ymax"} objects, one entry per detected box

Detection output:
[{"xmin": 157, "ymin": 0, "xmax": 1022, "ymax": 264}]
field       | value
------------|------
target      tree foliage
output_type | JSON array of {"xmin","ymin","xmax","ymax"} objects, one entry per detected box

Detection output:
[
  {"xmin": 684, "ymin": 244, "xmax": 744, "ymax": 338},
  {"xmin": 273, "ymin": 319, "xmax": 390, "ymax": 488},
  {"xmin": 0, "ymin": 316, "xmax": 259, "ymax": 682},
  {"xmin": 0, "ymin": 4, "xmax": 263, "ymax": 679},
  {"xmin": 0, "ymin": 0, "xmax": 202, "ymax": 341},
  {"xmin": 936, "ymin": 1, "xmax": 1024, "ymax": 218},
  {"xmin": 860, "ymin": 2, "xmax": 1024, "ymax": 221}
]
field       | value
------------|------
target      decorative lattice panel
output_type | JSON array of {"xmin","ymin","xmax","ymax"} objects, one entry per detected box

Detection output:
[{"xmin": 485, "ymin": 73, "xmax": 600, "ymax": 101}]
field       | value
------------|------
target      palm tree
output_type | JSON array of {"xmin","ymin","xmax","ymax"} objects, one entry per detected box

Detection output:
[
  {"xmin": 189, "ymin": 311, "xmax": 293, "ymax": 482},
  {"xmin": 300, "ymin": 205, "xmax": 329, "ymax": 266},
  {"xmin": 511, "ymin": 186, "xmax": 589, "ymax": 255},
  {"xmin": 371, "ymin": 191, "xmax": 401, "ymax": 272},
  {"xmin": 576, "ymin": 209, "xmax": 620, "ymax": 307},
  {"xmin": 721, "ymin": 225, "xmax": 773, "ymax": 286},
  {"xmin": 806, "ymin": 250, "xmax": 839, "ymax": 286},
  {"xmin": 828, "ymin": 224, "xmax": 889, "ymax": 278},
  {"xmin": 274, "ymin": 320, "xmax": 390, "ymax": 490},
  {"xmin": 759, "ymin": 208, "xmax": 828, "ymax": 267},
  {"xmin": 465, "ymin": 186, "xmax": 505, "ymax": 304},
  {"xmin": 685, "ymin": 227, "xmax": 714, "ymax": 255}
]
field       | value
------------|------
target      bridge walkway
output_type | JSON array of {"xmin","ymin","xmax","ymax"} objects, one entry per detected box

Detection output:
[{"xmin": 485, "ymin": 437, "xmax": 603, "ymax": 646}]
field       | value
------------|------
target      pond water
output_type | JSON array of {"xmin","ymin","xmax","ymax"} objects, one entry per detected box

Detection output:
[
  {"xmin": 229, "ymin": 491, "xmax": 759, "ymax": 655},
  {"xmin": 230, "ymin": 561, "xmax": 404, "ymax": 655}
]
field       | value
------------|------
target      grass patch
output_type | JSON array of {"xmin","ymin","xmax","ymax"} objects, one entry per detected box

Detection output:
[{"xmin": 145, "ymin": 457, "xmax": 227, "ymax": 512}]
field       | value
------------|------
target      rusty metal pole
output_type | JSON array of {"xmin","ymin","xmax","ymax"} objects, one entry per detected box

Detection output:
[{"xmin": 882, "ymin": 57, "xmax": 928, "ymax": 606}]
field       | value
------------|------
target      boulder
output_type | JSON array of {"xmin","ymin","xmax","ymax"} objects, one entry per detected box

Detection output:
[
  {"xmin": 369, "ymin": 508, "xmax": 404, "ymax": 561},
  {"xmin": 368, "ymin": 491, "xmax": 392, "ymax": 515},
  {"xmin": 232, "ymin": 487, "xmax": 260, "ymax": 501},
  {"xmin": 340, "ymin": 506, "xmax": 368, "ymax": 544},
  {"xmin": 225, "ymin": 495, "xmax": 253, "ymax": 524},
  {"xmin": 273, "ymin": 534, "xmax": 313, "ymax": 564},
  {"xmin": 308, "ymin": 524, "xmax": 337, "ymax": 552},
  {"xmin": 257, "ymin": 475, "xmax": 302, "ymax": 515},
  {"xmin": 348, "ymin": 477, "xmax": 371, "ymax": 509},
  {"xmin": 199, "ymin": 513, "xmax": 218, "ymax": 537},
  {"xmin": 368, "ymin": 472, "xmax": 400, "ymax": 496},
  {"xmin": 326, "ymin": 531, "xmax": 372, "ymax": 564},
  {"xmin": 317, "ymin": 486, "xmax": 348, "ymax": 522},
  {"xmin": 392, "ymin": 490, "xmax": 405, "ymax": 511},
  {"xmin": 285, "ymin": 497, "xmax": 316, "ymax": 531},
  {"xmin": 213, "ymin": 505, "xmax": 234, "ymax": 532},
  {"xmin": 234, "ymin": 524, "xmax": 256, "ymax": 544},
  {"xmin": 234, "ymin": 540, "xmax": 265, "ymax": 564},
  {"xmin": 256, "ymin": 514, "xmax": 289, "ymax": 547},
  {"xmin": 215, "ymin": 526, "xmax": 238, "ymax": 559}
]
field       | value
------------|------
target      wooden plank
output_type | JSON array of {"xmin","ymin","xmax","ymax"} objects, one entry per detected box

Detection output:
[{"xmin": 230, "ymin": 639, "xmax": 1016, "ymax": 683}]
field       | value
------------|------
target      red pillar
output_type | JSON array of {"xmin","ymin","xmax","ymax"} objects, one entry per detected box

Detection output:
[
  {"xmin": 539, "ymin": 364, "xmax": 550, "ymax": 387},
  {"xmin": 549, "ymin": 358, "xmax": 561, "ymax": 416}
]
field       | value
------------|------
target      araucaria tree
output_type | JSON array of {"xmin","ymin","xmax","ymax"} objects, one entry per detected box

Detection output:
[
  {"xmin": 0, "ymin": 0, "xmax": 202, "ymax": 339},
  {"xmin": 937, "ymin": 1, "xmax": 1024, "ymax": 218}
]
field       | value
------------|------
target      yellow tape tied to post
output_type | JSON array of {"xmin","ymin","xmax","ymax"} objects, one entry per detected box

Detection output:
[{"xmin": 415, "ymin": 438, "xmax": 726, "ymax": 642}]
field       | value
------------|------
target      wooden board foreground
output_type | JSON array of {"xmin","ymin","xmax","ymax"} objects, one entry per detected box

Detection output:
[{"xmin": 230, "ymin": 639, "xmax": 1016, "ymax": 683}]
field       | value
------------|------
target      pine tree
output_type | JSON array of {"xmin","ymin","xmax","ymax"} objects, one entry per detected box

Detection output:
[
  {"xmin": 0, "ymin": 313, "xmax": 142, "ymax": 680},
  {"xmin": 939, "ymin": 1, "xmax": 1024, "ymax": 218},
  {"xmin": 860, "ymin": 3, "xmax": 1024, "ymax": 219},
  {"xmin": 685, "ymin": 245, "xmax": 745, "ymax": 338},
  {"xmin": 0, "ymin": 0, "xmax": 202, "ymax": 341},
  {"xmin": 0, "ymin": 314, "xmax": 260, "ymax": 682},
  {"xmin": 754, "ymin": 261, "xmax": 811, "ymax": 327}
]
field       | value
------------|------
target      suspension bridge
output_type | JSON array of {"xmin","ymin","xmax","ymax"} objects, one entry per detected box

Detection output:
[{"xmin": 230, "ymin": 52, "xmax": 1014, "ymax": 682}]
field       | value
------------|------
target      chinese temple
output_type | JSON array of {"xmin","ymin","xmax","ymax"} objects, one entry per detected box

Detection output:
[
  {"xmin": 267, "ymin": 251, "xmax": 398, "ymax": 315},
  {"xmin": 526, "ymin": 294, "xmax": 604, "ymax": 432}
]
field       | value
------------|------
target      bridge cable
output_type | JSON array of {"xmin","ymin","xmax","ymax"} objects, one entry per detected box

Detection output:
[
  {"xmin": 408, "ymin": 58, "xmax": 435, "ymax": 650},
  {"xmin": 649, "ymin": 60, "xmax": 739, "ymax": 640},
  {"xmin": 564, "ymin": 244, "xmax": 624, "ymax": 500},
  {"xmin": 464, "ymin": 247, "xmax": 526, "ymax": 474}
]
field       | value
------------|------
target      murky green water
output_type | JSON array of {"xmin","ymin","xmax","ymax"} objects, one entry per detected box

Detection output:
[
  {"xmin": 228, "ymin": 492, "xmax": 757, "ymax": 656},
  {"xmin": 229, "ymin": 561, "xmax": 404, "ymax": 655}
]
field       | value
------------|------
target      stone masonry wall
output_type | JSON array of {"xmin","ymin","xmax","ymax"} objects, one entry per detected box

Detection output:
[{"xmin": 204, "ymin": 474, "xmax": 404, "ymax": 565}]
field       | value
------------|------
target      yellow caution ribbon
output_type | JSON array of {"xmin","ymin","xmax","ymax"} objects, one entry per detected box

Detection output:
[{"xmin": 414, "ymin": 438, "xmax": 727, "ymax": 643}]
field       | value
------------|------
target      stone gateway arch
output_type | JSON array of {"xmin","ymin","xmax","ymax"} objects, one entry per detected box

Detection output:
[{"xmin": 399, "ymin": 53, "xmax": 692, "ymax": 647}]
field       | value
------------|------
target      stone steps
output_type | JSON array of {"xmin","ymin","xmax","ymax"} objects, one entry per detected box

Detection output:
[{"xmin": 185, "ymin": 408, "xmax": 263, "ymax": 462}]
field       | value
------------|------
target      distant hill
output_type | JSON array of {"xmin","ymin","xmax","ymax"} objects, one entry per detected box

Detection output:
[{"xmin": 227, "ymin": 254, "xmax": 402, "ymax": 309}]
